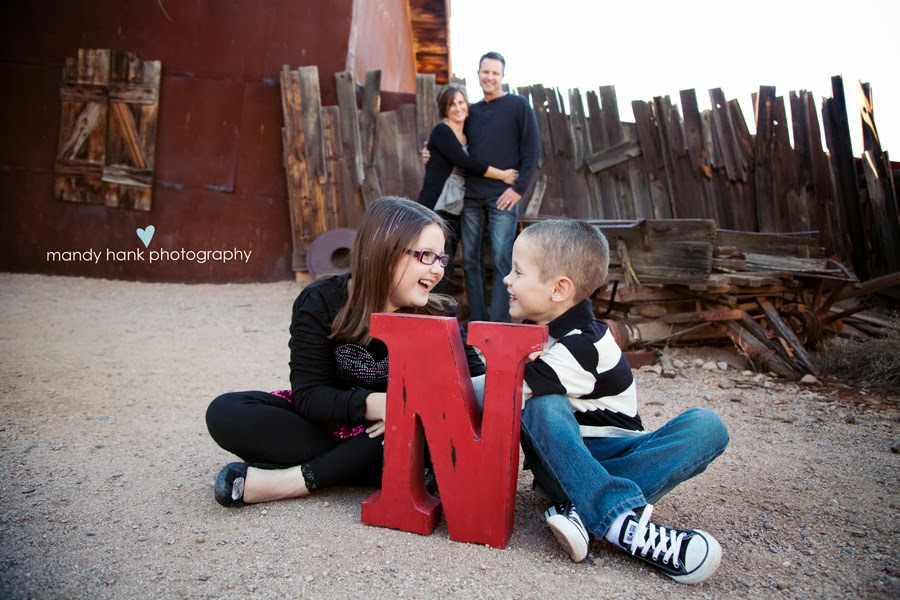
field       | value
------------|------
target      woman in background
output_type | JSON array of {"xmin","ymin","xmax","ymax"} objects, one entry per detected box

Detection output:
[{"xmin": 417, "ymin": 84, "xmax": 517, "ymax": 294}]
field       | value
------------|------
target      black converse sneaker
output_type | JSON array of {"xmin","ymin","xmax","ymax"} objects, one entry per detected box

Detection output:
[
  {"xmin": 544, "ymin": 502, "xmax": 590, "ymax": 562},
  {"xmin": 618, "ymin": 504, "xmax": 722, "ymax": 584}
]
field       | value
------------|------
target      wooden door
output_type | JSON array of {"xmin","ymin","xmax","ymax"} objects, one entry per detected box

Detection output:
[{"xmin": 55, "ymin": 49, "xmax": 160, "ymax": 211}]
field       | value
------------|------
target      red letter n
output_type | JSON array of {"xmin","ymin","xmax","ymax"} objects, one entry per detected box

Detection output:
[{"xmin": 361, "ymin": 314, "xmax": 547, "ymax": 549}]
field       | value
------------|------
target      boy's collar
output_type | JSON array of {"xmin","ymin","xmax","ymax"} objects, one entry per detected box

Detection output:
[{"xmin": 524, "ymin": 300, "xmax": 594, "ymax": 338}]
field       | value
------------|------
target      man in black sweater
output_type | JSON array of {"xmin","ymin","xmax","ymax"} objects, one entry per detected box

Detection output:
[{"xmin": 461, "ymin": 51, "xmax": 541, "ymax": 322}]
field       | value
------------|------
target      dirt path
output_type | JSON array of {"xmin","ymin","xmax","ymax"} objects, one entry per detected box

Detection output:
[{"xmin": 1, "ymin": 273, "xmax": 897, "ymax": 599}]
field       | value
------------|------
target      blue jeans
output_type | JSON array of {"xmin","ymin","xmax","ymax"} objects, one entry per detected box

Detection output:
[
  {"xmin": 461, "ymin": 196, "xmax": 518, "ymax": 322},
  {"xmin": 520, "ymin": 395, "xmax": 729, "ymax": 537}
]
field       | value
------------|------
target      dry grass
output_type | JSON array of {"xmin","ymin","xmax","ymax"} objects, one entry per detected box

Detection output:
[{"xmin": 816, "ymin": 312, "xmax": 900, "ymax": 393}]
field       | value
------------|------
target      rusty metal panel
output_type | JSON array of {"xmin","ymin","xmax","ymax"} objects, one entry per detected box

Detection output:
[
  {"xmin": 0, "ymin": 171, "xmax": 292, "ymax": 282},
  {"xmin": 0, "ymin": 171, "xmax": 56, "ymax": 267},
  {"xmin": 257, "ymin": 0, "xmax": 353, "ymax": 104},
  {"xmin": 120, "ymin": 0, "xmax": 269, "ymax": 79},
  {"xmin": 0, "ymin": 1, "xmax": 125, "ymax": 63},
  {"xmin": 235, "ymin": 81, "xmax": 286, "ymax": 197},
  {"xmin": 0, "ymin": 63, "xmax": 61, "ymax": 170},
  {"xmin": 154, "ymin": 76, "xmax": 242, "ymax": 192}
]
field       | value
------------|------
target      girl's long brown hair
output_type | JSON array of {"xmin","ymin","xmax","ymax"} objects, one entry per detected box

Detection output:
[{"xmin": 330, "ymin": 196, "xmax": 453, "ymax": 345}]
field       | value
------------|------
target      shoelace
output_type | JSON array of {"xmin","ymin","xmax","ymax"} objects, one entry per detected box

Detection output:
[{"xmin": 629, "ymin": 504, "xmax": 686, "ymax": 568}]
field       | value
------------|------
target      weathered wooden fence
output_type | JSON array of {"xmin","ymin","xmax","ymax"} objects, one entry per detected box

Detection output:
[{"xmin": 280, "ymin": 66, "xmax": 898, "ymax": 281}]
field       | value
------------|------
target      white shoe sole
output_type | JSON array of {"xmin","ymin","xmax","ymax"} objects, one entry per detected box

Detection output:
[
  {"xmin": 668, "ymin": 530, "xmax": 722, "ymax": 584},
  {"xmin": 546, "ymin": 514, "xmax": 589, "ymax": 563}
]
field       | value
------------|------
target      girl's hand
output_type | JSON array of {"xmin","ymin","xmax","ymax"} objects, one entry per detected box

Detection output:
[
  {"xmin": 366, "ymin": 420, "xmax": 386, "ymax": 438},
  {"xmin": 365, "ymin": 392, "xmax": 387, "ymax": 421},
  {"xmin": 500, "ymin": 168, "xmax": 519, "ymax": 185}
]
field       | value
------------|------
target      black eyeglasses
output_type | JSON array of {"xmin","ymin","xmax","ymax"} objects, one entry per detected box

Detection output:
[{"xmin": 405, "ymin": 249, "xmax": 451, "ymax": 268}]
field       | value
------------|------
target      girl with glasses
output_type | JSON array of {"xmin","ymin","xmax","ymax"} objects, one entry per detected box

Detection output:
[{"xmin": 206, "ymin": 197, "xmax": 485, "ymax": 506}]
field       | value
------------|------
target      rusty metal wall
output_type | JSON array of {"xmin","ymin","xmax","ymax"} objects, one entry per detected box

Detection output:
[{"xmin": 0, "ymin": 0, "xmax": 409, "ymax": 283}]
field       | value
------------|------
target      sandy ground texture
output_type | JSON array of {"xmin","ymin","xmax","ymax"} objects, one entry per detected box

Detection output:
[{"xmin": 0, "ymin": 272, "xmax": 898, "ymax": 599}]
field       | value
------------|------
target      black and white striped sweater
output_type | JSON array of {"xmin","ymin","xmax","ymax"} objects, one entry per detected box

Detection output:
[{"xmin": 522, "ymin": 300, "xmax": 644, "ymax": 438}]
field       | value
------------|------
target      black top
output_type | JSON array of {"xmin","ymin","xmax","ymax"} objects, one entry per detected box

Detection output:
[
  {"xmin": 464, "ymin": 93, "xmax": 541, "ymax": 199},
  {"xmin": 288, "ymin": 273, "xmax": 486, "ymax": 427},
  {"xmin": 417, "ymin": 122, "xmax": 490, "ymax": 210}
]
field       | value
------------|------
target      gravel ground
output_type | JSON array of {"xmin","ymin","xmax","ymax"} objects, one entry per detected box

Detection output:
[{"xmin": 0, "ymin": 273, "xmax": 897, "ymax": 599}]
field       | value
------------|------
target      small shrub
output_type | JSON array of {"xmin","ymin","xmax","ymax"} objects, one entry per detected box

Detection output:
[{"xmin": 815, "ymin": 313, "xmax": 900, "ymax": 393}]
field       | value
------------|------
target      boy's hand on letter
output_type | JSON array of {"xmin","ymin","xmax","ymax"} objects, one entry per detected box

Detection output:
[{"xmin": 526, "ymin": 350, "xmax": 545, "ymax": 362}]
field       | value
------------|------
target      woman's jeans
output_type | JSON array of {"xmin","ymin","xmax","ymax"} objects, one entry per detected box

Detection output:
[
  {"xmin": 461, "ymin": 196, "xmax": 518, "ymax": 322},
  {"xmin": 519, "ymin": 394, "xmax": 729, "ymax": 536}
]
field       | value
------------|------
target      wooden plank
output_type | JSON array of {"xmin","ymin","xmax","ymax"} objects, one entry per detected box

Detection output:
[
  {"xmin": 631, "ymin": 100, "xmax": 671, "ymax": 218},
  {"xmin": 599, "ymin": 86, "xmax": 635, "ymax": 220},
  {"xmin": 800, "ymin": 91, "xmax": 844, "ymax": 260},
  {"xmin": 63, "ymin": 48, "xmax": 110, "ymax": 85},
  {"xmin": 585, "ymin": 139, "xmax": 641, "ymax": 173},
  {"xmin": 725, "ymin": 100, "xmax": 757, "ymax": 231},
  {"xmin": 754, "ymin": 86, "xmax": 780, "ymax": 232},
  {"xmin": 661, "ymin": 308, "xmax": 743, "ymax": 324},
  {"xmin": 416, "ymin": 73, "xmax": 437, "ymax": 152},
  {"xmin": 680, "ymin": 89, "xmax": 716, "ymax": 220},
  {"xmin": 100, "ymin": 164, "xmax": 152, "ymax": 187},
  {"xmin": 772, "ymin": 94, "xmax": 805, "ymax": 232},
  {"xmin": 57, "ymin": 49, "xmax": 109, "ymax": 167},
  {"xmin": 280, "ymin": 65, "xmax": 316, "ymax": 272},
  {"xmin": 542, "ymin": 88, "xmax": 580, "ymax": 217},
  {"xmin": 108, "ymin": 102, "xmax": 148, "ymax": 169},
  {"xmin": 858, "ymin": 81, "xmax": 900, "ymax": 275},
  {"xmin": 654, "ymin": 96, "xmax": 694, "ymax": 219},
  {"xmin": 335, "ymin": 71, "xmax": 365, "ymax": 188},
  {"xmin": 321, "ymin": 106, "xmax": 343, "ymax": 230},
  {"xmin": 546, "ymin": 87, "xmax": 573, "ymax": 160},
  {"xmin": 862, "ymin": 151, "xmax": 900, "ymax": 275},
  {"xmin": 716, "ymin": 229, "xmax": 819, "ymax": 257},
  {"xmin": 523, "ymin": 175, "xmax": 548, "ymax": 217},
  {"xmin": 360, "ymin": 70, "xmax": 383, "ymax": 205},
  {"xmin": 791, "ymin": 90, "xmax": 829, "ymax": 245},
  {"xmin": 58, "ymin": 101, "xmax": 106, "ymax": 162},
  {"xmin": 298, "ymin": 66, "xmax": 327, "ymax": 184},
  {"xmin": 568, "ymin": 88, "xmax": 590, "ymax": 168},
  {"xmin": 822, "ymin": 76, "xmax": 866, "ymax": 278},
  {"xmin": 567, "ymin": 88, "xmax": 594, "ymax": 219},
  {"xmin": 526, "ymin": 85, "xmax": 552, "ymax": 167},
  {"xmin": 709, "ymin": 88, "xmax": 747, "ymax": 182},
  {"xmin": 742, "ymin": 253, "xmax": 843, "ymax": 275},
  {"xmin": 589, "ymin": 219, "xmax": 716, "ymax": 283},
  {"xmin": 587, "ymin": 90, "xmax": 617, "ymax": 218},
  {"xmin": 375, "ymin": 111, "xmax": 403, "ymax": 196},
  {"xmin": 622, "ymin": 122, "xmax": 654, "ymax": 220},
  {"xmin": 586, "ymin": 90, "xmax": 608, "ymax": 151},
  {"xmin": 756, "ymin": 297, "xmax": 818, "ymax": 374},
  {"xmin": 396, "ymin": 103, "xmax": 423, "ymax": 198},
  {"xmin": 720, "ymin": 315, "xmax": 803, "ymax": 378}
]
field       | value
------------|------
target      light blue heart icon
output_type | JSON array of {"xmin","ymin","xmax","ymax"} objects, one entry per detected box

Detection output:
[{"xmin": 136, "ymin": 225, "xmax": 155, "ymax": 248}]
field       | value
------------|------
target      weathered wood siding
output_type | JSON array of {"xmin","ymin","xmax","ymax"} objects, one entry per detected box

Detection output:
[{"xmin": 281, "ymin": 68, "xmax": 897, "ymax": 281}]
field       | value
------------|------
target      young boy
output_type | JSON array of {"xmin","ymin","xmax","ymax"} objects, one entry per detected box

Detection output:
[{"xmin": 504, "ymin": 219, "xmax": 729, "ymax": 585}]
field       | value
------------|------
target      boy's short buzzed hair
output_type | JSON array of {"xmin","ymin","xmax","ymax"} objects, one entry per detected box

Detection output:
[{"xmin": 520, "ymin": 219, "xmax": 610, "ymax": 303}]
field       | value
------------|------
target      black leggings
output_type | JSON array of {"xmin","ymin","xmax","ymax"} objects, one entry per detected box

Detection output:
[{"xmin": 205, "ymin": 391, "xmax": 384, "ymax": 491}]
